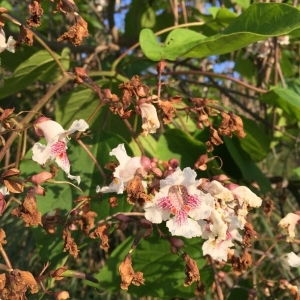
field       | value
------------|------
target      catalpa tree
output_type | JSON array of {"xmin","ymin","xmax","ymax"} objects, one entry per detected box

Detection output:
[{"xmin": 0, "ymin": 0, "xmax": 300, "ymax": 299}]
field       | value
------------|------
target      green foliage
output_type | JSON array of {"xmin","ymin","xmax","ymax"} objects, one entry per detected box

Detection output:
[{"xmin": 140, "ymin": 3, "xmax": 300, "ymax": 61}]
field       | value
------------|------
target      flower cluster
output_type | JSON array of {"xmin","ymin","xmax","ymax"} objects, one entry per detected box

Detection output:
[{"xmin": 97, "ymin": 143, "xmax": 263, "ymax": 262}]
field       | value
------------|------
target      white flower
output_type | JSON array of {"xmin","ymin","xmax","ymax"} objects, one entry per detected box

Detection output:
[
  {"xmin": 286, "ymin": 252, "xmax": 300, "ymax": 267},
  {"xmin": 279, "ymin": 213, "xmax": 300, "ymax": 242},
  {"xmin": 32, "ymin": 117, "xmax": 89, "ymax": 184},
  {"xmin": 139, "ymin": 103, "xmax": 160, "ymax": 136},
  {"xmin": 0, "ymin": 29, "xmax": 16, "ymax": 53},
  {"xmin": 144, "ymin": 167, "xmax": 215, "ymax": 238},
  {"xmin": 97, "ymin": 144, "xmax": 142, "ymax": 194},
  {"xmin": 202, "ymin": 238, "xmax": 234, "ymax": 262},
  {"xmin": 0, "ymin": 186, "xmax": 9, "ymax": 196}
]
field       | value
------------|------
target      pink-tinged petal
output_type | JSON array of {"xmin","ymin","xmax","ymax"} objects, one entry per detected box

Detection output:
[
  {"xmin": 55, "ymin": 151, "xmax": 81, "ymax": 184},
  {"xmin": 34, "ymin": 120, "xmax": 65, "ymax": 143},
  {"xmin": 115, "ymin": 157, "xmax": 142, "ymax": 183},
  {"xmin": 166, "ymin": 218, "xmax": 202, "ymax": 238},
  {"xmin": 32, "ymin": 143, "xmax": 50, "ymax": 165},
  {"xmin": 286, "ymin": 252, "xmax": 300, "ymax": 267},
  {"xmin": 67, "ymin": 119, "xmax": 89, "ymax": 135},
  {"xmin": 144, "ymin": 203, "xmax": 170, "ymax": 223},
  {"xmin": 97, "ymin": 178, "xmax": 124, "ymax": 194},
  {"xmin": 157, "ymin": 196, "xmax": 173, "ymax": 211}
]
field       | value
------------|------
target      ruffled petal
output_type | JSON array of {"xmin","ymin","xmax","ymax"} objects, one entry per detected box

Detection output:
[
  {"xmin": 32, "ymin": 143, "xmax": 50, "ymax": 165},
  {"xmin": 110, "ymin": 144, "xmax": 131, "ymax": 166},
  {"xmin": 67, "ymin": 119, "xmax": 89, "ymax": 135},
  {"xmin": 97, "ymin": 178, "xmax": 124, "ymax": 194},
  {"xmin": 6, "ymin": 36, "xmax": 16, "ymax": 53},
  {"xmin": 166, "ymin": 218, "xmax": 202, "ymax": 238},
  {"xmin": 202, "ymin": 239, "xmax": 234, "ymax": 261},
  {"xmin": 233, "ymin": 186, "xmax": 262, "ymax": 208}
]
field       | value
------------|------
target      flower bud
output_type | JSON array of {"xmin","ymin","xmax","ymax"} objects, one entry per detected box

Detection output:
[
  {"xmin": 168, "ymin": 158, "xmax": 179, "ymax": 169},
  {"xmin": 151, "ymin": 167, "xmax": 162, "ymax": 178},
  {"xmin": 225, "ymin": 183, "xmax": 239, "ymax": 190},
  {"xmin": 54, "ymin": 291, "xmax": 70, "ymax": 300},
  {"xmin": 30, "ymin": 171, "xmax": 53, "ymax": 184},
  {"xmin": 211, "ymin": 174, "xmax": 231, "ymax": 182},
  {"xmin": 140, "ymin": 156, "xmax": 152, "ymax": 171}
]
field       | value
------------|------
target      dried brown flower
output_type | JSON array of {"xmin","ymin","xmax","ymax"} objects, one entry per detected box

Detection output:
[
  {"xmin": 0, "ymin": 228, "xmax": 6, "ymax": 245},
  {"xmin": 42, "ymin": 209, "xmax": 61, "ymax": 234},
  {"xmin": 109, "ymin": 196, "xmax": 118, "ymax": 208},
  {"xmin": 158, "ymin": 100, "xmax": 175, "ymax": 124},
  {"xmin": 63, "ymin": 227, "xmax": 79, "ymax": 258},
  {"xmin": 15, "ymin": 25, "xmax": 33, "ymax": 47},
  {"xmin": 119, "ymin": 254, "xmax": 144, "ymax": 290},
  {"xmin": 243, "ymin": 222, "xmax": 258, "ymax": 247},
  {"xmin": 89, "ymin": 223, "xmax": 110, "ymax": 251},
  {"xmin": 27, "ymin": 0, "xmax": 43, "ymax": 27},
  {"xmin": 11, "ymin": 188, "xmax": 42, "ymax": 226},
  {"xmin": 230, "ymin": 249, "xmax": 252, "ymax": 274},
  {"xmin": 182, "ymin": 253, "xmax": 200, "ymax": 286},
  {"xmin": 126, "ymin": 175, "xmax": 152, "ymax": 205},
  {"xmin": 57, "ymin": 13, "xmax": 89, "ymax": 46}
]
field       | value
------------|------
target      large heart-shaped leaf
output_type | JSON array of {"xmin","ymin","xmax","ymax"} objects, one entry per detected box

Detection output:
[{"xmin": 140, "ymin": 3, "xmax": 300, "ymax": 61}]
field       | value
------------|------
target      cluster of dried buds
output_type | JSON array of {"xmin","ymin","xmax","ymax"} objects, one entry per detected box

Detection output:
[{"xmin": 0, "ymin": 0, "xmax": 89, "ymax": 53}]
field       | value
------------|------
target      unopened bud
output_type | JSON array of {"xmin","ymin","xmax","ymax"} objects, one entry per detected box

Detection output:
[
  {"xmin": 152, "ymin": 167, "xmax": 162, "ymax": 178},
  {"xmin": 211, "ymin": 174, "xmax": 230, "ymax": 182},
  {"xmin": 168, "ymin": 158, "xmax": 179, "ymax": 169},
  {"xmin": 30, "ymin": 171, "xmax": 53, "ymax": 184},
  {"xmin": 140, "ymin": 156, "xmax": 152, "ymax": 171},
  {"xmin": 225, "ymin": 183, "xmax": 239, "ymax": 190},
  {"xmin": 54, "ymin": 291, "xmax": 70, "ymax": 300}
]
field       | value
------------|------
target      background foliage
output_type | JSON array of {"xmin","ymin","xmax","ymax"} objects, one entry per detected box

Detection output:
[{"xmin": 1, "ymin": 0, "xmax": 300, "ymax": 299}]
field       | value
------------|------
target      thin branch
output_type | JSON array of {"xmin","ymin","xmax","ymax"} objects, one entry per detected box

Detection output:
[{"xmin": 76, "ymin": 139, "xmax": 106, "ymax": 180}]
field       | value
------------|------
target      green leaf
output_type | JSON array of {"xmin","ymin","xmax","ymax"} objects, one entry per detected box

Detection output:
[
  {"xmin": 156, "ymin": 129, "xmax": 206, "ymax": 169},
  {"xmin": 0, "ymin": 50, "xmax": 67, "ymax": 99},
  {"xmin": 140, "ymin": 3, "xmax": 300, "ymax": 61},
  {"xmin": 260, "ymin": 87, "xmax": 300, "ymax": 121},
  {"xmin": 240, "ymin": 117, "xmax": 270, "ymax": 162},
  {"xmin": 224, "ymin": 137, "xmax": 271, "ymax": 193},
  {"xmin": 233, "ymin": 0, "xmax": 250, "ymax": 9},
  {"xmin": 96, "ymin": 234, "xmax": 209, "ymax": 298}
]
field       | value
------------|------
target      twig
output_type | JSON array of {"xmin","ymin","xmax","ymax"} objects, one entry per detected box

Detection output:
[
  {"xmin": 209, "ymin": 256, "xmax": 224, "ymax": 300},
  {"xmin": 76, "ymin": 139, "xmax": 106, "ymax": 180}
]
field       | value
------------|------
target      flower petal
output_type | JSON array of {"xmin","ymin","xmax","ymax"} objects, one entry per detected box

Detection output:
[
  {"xmin": 286, "ymin": 252, "xmax": 300, "ymax": 267},
  {"xmin": 67, "ymin": 119, "xmax": 89, "ymax": 135},
  {"xmin": 6, "ymin": 36, "xmax": 16, "ymax": 53},
  {"xmin": 32, "ymin": 143, "xmax": 50, "ymax": 165},
  {"xmin": 97, "ymin": 178, "xmax": 124, "ymax": 194},
  {"xmin": 139, "ymin": 103, "xmax": 160, "ymax": 136},
  {"xmin": 166, "ymin": 218, "xmax": 202, "ymax": 238}
]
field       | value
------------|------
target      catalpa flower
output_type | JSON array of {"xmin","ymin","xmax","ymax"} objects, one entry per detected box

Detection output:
[
  {"xmin": 279, "ymin": 213, "xmax": 300, "ymax": 242},
  {"xmin": 0, "ymin": 29, "xmax": 16, "ymax": 53},
  {"xmin": 32, "ymin": 117, "xmax": 89, "ymax": 184},
  {"xmin": 97, "ymin": 144, "xmax": 143, "ymax": 194},
  {"xmin": 144, "ymin": 167, "xmax": 214, "ymax": 238},
  {"xmin": 139, "ymin": 103, "xmax": 160, "ymax": 136}
]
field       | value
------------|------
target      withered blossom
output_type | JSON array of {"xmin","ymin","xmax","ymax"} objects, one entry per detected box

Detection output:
[
  {"xmin": 89, "ymin": 223, "xmax": 110, "ymax": 251},
  {"xmin": 16, "ymin": 25, "xmax": 33, "ymax": 47},
  {"xmin": 126, "ymin": 175, "xmax": 152, "ymax": 205},
  {"xmin": 57, "ymin": 13, "xmax": 88, "ymax": 46},
  {"xmin": 27, "ymin": 0, "xmax": 43, "ymax": 27},
  {"xmin": 11, "ymin": 188, "xmax": 42, "ymax": 227},
  {"xmin": 119, "ymin": 254, "xmax": 144, "ymax": 290},
  {"xmin": 63, "ymin": 227, "xmax": 79, "ymax": 258},
  {"xmin": 158, "ymin": 100, "xmax": 175, "ymax": 124},
  {"xmin": 182, "ymin": 253, "xmax": 200, "ymax": 286}
]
